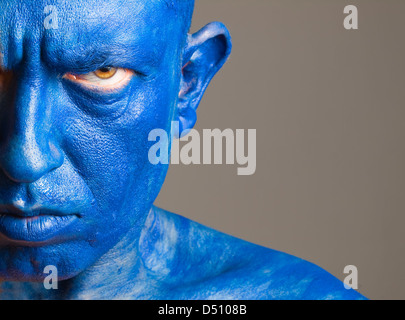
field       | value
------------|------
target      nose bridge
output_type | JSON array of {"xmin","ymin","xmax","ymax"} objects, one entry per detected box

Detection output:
[{"xmin": 0, "ymin": 67, "xmax": 64, "ymax": 183}]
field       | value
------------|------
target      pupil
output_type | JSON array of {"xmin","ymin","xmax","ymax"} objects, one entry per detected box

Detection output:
[{"xmin": 99, "ymin": 67, "xmax": 111, "ymax": 73}]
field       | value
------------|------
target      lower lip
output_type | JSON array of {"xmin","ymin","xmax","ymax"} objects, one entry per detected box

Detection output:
[{"xmin": 0, "ymin": 213, "xmax": 78, "ymax": 243}]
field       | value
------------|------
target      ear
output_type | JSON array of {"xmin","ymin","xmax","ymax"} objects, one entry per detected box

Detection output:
[{"xmin": 176, "ymin": 22, "xmax": 232, "ymax": 137}]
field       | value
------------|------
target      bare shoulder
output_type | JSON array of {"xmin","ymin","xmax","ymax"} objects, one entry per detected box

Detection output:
[
  {"xmin": 204, "ymin": 248, "xmax": 368, "ymax": 300},
  {"xmin": 148, "ymin": 207, "xmax": 367, "ymax": 300}
]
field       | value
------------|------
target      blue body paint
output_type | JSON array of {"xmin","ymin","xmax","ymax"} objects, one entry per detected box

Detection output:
[{"xmin": 0, "ymin": 0, "xmax": 366, "ymax": 300}]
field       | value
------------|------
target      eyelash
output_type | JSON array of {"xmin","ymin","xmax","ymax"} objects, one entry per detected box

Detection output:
[{"xmin": 63, "ymin": 68, "xmax": 135, "ymax": 91}]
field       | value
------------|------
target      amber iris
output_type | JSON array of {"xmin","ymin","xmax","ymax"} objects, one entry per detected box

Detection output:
[{"xmin": 94, "ymin": 67, "xmax": 118, "ymax": 79}]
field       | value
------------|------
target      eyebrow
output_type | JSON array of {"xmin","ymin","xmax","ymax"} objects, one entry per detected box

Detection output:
[{"xmin": 42, "ymin": 35, "xmax": 165, "ymax": 75}]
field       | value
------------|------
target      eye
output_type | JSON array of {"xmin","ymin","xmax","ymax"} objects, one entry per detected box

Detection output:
[
  {"xmin": 94, "ymin": 67, "xmax": 118, "ymax": 79},
  {"xmin": 63, "ymin": 67, "xmax": 134, "ymax": 91}
]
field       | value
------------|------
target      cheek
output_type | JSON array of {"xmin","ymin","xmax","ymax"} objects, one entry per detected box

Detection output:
[
  {"xmin": 60, "ymin": 78, "xmax": 177, "ymax": 217},
  {"xmin": 62, "ymin": 119, "xmax": 134, "ymax": 218},
  {"xmin": 110, "ymin": 82, "xmax": 178, "ymax": 205}
]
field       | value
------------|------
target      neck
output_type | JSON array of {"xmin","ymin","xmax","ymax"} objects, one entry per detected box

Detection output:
[{"xmin": 0, "ymin": 206, "xmax": 167, "ymax": 300}]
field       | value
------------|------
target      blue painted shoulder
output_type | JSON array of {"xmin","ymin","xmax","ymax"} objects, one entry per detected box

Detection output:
[{"xmin": 147, "ymin": 207, "xmax": 367, "ymax": 300}]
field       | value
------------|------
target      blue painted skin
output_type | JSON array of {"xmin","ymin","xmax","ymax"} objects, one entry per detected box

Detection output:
[{"xmin": 0, "ymin": 0, "xmax": 366, "ymax": 300}]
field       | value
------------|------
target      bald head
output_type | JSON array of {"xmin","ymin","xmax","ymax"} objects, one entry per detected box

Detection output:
[{"xmin": 164, "ymin": 0, "xmax": 195, "ymax": 32}]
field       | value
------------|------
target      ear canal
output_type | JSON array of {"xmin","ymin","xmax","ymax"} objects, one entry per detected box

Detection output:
[
  {"xmin": 180, "ymin": 32, "xmax": 231, "ymax": 107},
  {"xmin": 176, "ymin": 22, "xmax": 232, "ymax": 136}
]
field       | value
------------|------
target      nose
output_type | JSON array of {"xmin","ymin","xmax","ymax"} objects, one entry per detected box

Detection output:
[{"xmin": 0, "ymin": 71, "xmax": 64, "ymax": 183}]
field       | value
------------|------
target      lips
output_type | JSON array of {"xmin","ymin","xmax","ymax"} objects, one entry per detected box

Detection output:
[{"xmin": 0, "ymin": 209, "xmax": 80, "ymax": 243}]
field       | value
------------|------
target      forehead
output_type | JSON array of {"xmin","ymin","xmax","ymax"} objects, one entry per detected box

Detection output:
[
  {"xmin": 0, "ymin": 0, "xmax": 174, "ymax": 28},
  {"xmin": 0, "ymin": 0, "xmax": 182, "ymax": 69}
]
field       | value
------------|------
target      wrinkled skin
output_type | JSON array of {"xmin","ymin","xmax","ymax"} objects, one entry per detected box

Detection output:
[{"xmin": 0, "ymin": 0, "xmax": 366, "ymax": 299}]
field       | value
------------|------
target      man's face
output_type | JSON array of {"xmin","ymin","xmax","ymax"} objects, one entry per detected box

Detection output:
[{"xmin": 0, "ymin": 0, "xmax": 185, "ymax": 280}]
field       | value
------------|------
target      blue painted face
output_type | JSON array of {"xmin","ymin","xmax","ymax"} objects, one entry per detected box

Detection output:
[{"xmin": 0, "ymin": 0, "xmax": 231, "ymax": 281}]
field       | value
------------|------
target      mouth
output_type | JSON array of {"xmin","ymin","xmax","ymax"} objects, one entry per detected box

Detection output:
[{"xmin": 0, "ymin": 211, "xmax": 80, "ymax": 244}]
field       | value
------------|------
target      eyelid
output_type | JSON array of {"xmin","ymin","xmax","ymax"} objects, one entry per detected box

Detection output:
[{"xmin": 63, "ymin": 68, "xmax": 134, "ymax": 91}]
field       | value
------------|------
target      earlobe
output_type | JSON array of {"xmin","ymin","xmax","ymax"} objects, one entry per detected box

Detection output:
[{"xmin": 177, "ymin": 22, "xmax": 232, "ymax": 137}]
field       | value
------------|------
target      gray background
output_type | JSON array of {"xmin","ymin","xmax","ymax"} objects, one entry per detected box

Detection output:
[{"xmin": 156, "ymin": 0, "xmax": 405, "ymax": 300}]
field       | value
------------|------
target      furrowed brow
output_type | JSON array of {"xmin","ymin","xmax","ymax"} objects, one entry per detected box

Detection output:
[{"xmin": 42, "ymin": 37, "xmax": 165, "ymax": 75}]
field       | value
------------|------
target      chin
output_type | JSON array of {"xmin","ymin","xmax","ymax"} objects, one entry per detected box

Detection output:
[{"xmin": 0, "ymin": 240, "xmax": 106, "ymax": 282}]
